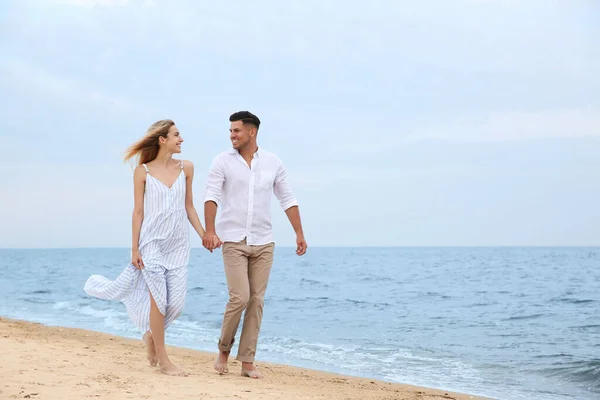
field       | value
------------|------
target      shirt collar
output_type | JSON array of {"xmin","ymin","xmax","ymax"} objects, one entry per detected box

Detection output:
[{"xmin": 229, "ymin": 147, "xmax": 262, "ymax": 158}]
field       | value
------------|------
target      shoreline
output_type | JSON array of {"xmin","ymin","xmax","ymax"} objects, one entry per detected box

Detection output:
[{"xmin": 1, "ymin": 317, "xmax": 490, "ymax": 400}]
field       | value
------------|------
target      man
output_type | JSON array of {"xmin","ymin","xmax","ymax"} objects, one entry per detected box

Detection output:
[{"xmin": 202, "ymin": 111, "xmax": 307, "ymax": 379}]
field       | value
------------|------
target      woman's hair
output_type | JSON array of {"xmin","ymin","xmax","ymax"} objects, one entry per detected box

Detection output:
[{"xmin": 124, "ymin": 119, "xmax": 175, "ymax": 166}]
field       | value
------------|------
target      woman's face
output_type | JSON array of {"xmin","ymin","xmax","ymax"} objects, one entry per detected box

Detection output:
[{"xmin": 161, "ymin": 124, "xmax": 184, "ymax": 153}]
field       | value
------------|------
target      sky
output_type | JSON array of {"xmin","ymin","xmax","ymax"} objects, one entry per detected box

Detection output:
[{"xmin": 1, "ymin": 0, "xmax": 599, "ymax": 248}]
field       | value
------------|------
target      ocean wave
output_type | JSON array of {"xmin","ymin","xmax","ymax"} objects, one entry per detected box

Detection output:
[
  {"xmin": 470, "ymin": 302, "xmax": 498, "ymax": 307},
  {"xmin": 423, "ymin": 292, "xmax": 453, "ymax": 299},
  {"xmin": 276, "ymin": 296, "xmax": 330, "ymax": 303},
  {"xmin": 504, "ymin": 313, "xmax": 547, "ymax": 321},
  {"xmin": 571, "ymin": 324, "xmax": 600, "ymax": 331},
  {"xmin": 21, "ymin": 297, "xmax": 51, "ymax": 304},
  {"xmin": 52, "ymin": 301, "xmax": 71, "ymax": 310},
  {"xmin": 257, "ymin": 335, "xmax": 486, "ymax": 396},
  {"xmin": 551, "ymin": 297, "xmax": 596, "ymax": 304},
  {"xmin": 534, "ymin": 353, "xmax": 574, "ymax": 359},
  {"xmin": 299, "ymin": 278, "xmax": 330, "ymax": 287},
  {"xmin": 541, "ymin": 359, "xmax": 600, "ymax": 392},
  {"xmin": 51, "ymin": 301, "xmax": 133, "ymax": 330},
  {"xmin": 271, "ymin": 296, "xmax": 394, "ymax": 311}
]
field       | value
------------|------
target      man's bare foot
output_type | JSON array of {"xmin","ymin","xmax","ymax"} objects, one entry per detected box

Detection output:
[
  {"xmin": 159, "ymin": 360, "xmax": 188, "ymax": 376},
  {"xmin": 241, "ymin": 362, "xmax": 262, "ymax": 379},
  {"xmin": 214, "ymin": 350, "xmax": 230, "ymax": 374},
  {"xmin": 142, "ymin": 331, "xmax": 158, "ymax": 367}
]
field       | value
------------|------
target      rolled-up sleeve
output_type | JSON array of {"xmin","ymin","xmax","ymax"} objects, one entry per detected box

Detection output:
[
  {"xmin": 274, "ymin": 160, "xmax": 298, "ymax": 211},
  {"xmin": 204, "ymin": 155, "xmax": 225, "ymax": 206}
]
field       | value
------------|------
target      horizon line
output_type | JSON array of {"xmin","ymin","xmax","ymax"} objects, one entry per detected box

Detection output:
[{"xmin": 1, "ymin": 245, "xmax": 599, "ymax": 250}]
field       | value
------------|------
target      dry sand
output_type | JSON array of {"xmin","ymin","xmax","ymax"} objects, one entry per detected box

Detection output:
[{"xmin": 0, "ymin": 317, "xmax": 489, "ymax": 400}]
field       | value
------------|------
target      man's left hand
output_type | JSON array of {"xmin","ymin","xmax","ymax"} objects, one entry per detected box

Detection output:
[{"xmin": 296, "ymin": 234, "xmax": 307, "ymax": 256}]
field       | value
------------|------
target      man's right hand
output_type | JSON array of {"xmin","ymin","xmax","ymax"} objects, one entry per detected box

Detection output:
[{"xmin": 203, "ymin": 231, "xmax": 222, "ymax": 252}]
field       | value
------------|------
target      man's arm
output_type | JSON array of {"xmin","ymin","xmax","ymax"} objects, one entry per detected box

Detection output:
[
  {"xmin": 202, "ymin": 156, "xmax": 224, "ymax": 250},
  {"xmin": 274, "ymin": 161, "xmax": 307, "ymax": 255},
  {"xmin": 204, "ymin": 201, "xmax": 218, "ymax": 234},
  {"xmin": 285, "ymin": 205, "xmax": 306, "ymax": 255}
]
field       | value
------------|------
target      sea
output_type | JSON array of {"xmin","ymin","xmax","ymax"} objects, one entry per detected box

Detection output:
[{"xmin": 0, "ymin": 247, "xmax": 598, "ymax": 400}]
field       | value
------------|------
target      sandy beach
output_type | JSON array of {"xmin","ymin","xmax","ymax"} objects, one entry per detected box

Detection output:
[{"xmin": 0, "ymin": 317, "xmax": 489, "ymax": 400}]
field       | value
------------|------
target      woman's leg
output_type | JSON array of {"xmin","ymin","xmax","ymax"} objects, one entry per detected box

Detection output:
[
  {"xmin": 149, "ymin": 292, "xmax": 188, "ymax": 376},
  {"xmin": 164, "ymin": 267, "xmax": 188, "ymax": 329},
  {"xmin": 143, "ymin": 330, "xmax": 158, "ymax": 367}
]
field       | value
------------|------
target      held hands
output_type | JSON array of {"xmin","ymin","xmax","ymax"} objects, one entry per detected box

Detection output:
[
  {"xmin": 132, "ymin": 249, "xmax": 144, "ymax": 269},
  {"xmin": 202, "ymin": 230, "xmax": 304, "ymax": 255},
  {"xmin": 296, "ymin": 234, "xmax": 307, "ymax": 256},
  {"xmin": 202, "ymin": 230, "xmax": 222, "ymax": 252}
]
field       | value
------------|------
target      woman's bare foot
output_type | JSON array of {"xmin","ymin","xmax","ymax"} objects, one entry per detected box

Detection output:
[
  {"xmin": 213, "ymin": 350, "xmax": 230, "ymax": 374},
  {"xmin": 159, "ymin": 360, "xmax": 189, "ymax": 376},
  {"xmin": 142, "ymin": 331, "xmax": 158, "ymax": 367},
  {"xmin": 241, "ymin": 362, "xmax": 262, "ymax": 379}
]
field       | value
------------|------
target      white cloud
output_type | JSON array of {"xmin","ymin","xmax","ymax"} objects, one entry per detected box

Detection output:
[
  {"xmin": 0, "ymin": 57, "xmax": 152, "ymax": 116},
  {"xmin": 14, "ymin": 0, "xmax": 597, "ymax": 78},
  {"xmin": 412, "ymin": 107, "xmax": 600, "ymax": 142},
  {"xmin": 46, "ymin": 0, "xmax": 129, "ymax": 6}
]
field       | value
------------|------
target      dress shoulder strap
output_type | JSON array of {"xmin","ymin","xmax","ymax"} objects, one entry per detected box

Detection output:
[
  {"xmin": 142, "ymin": 163, "xmax": 149, "ymax": 173},
  {"xmin": 180, "ymin": 160, "xmax": 184, "ymax": 169}
]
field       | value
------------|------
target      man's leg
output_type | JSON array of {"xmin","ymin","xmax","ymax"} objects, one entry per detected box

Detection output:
[
  {"xmin": 214, "ymin": 240, "xmax": 250, "ymax": 374},
  {"xmin": 237, "ymin": 242, "xmax": 274, "ymax": 378}
]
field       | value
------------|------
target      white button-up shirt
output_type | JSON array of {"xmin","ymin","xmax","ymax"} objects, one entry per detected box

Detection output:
[{"xmin": 203, "ymin": 148, "xmax": 299, "ymax": 246}]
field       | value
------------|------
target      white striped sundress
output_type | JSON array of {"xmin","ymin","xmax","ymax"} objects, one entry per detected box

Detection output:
[{"xmin": 84, "ymin": 160, "xmax": 190, "ymax": 333}]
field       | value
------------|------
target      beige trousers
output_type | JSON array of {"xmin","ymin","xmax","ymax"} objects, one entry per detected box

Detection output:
[{"xmin": 218, "ymin": 238, "xmax": 274, "ymax": 363}]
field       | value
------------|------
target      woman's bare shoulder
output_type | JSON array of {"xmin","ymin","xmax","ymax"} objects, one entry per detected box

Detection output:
[{"xmin": 181, "ymin": 159, "xmax": 194, "ymax": 169}]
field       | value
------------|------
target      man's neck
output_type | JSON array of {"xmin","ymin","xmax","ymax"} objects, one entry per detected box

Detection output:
[{"xmin": 238, "ymin": 144, "xmax": 259, "ymax": 165}]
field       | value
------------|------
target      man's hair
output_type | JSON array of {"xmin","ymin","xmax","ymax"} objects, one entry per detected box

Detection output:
[{"xmin": 230, "ymin": 111, "xmax": 261, "ymax": 131}]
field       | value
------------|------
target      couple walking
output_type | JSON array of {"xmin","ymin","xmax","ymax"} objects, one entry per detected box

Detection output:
[{"xmin": 84, "ymin": 111, "xmax": 307, "ymax": 378}]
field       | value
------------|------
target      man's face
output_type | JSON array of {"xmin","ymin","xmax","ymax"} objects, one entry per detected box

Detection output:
[{"xmin": 229, "ymin": 120, "xmax": 253, "ymax": 150}]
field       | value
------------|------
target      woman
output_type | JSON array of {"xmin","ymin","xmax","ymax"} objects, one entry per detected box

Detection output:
[{"xmin": 84, "ymin": 119, "xmax": 211, "ymax": 376}]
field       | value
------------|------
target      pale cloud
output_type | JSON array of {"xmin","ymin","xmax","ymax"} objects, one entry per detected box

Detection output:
[
  {"xmin": 409, "ymin": 108, "xmax": 600, "ymax": 143},
  {"xmin": 45, "ymin": 0, "xmax": 129, "ymax": 7},
  {"xmin": 0, "ymin": 57, "xmax": 152, "ymax": 116},
  {"xmin": 15, "ymin": 0, "xmax": 598, "ymax": 78}
]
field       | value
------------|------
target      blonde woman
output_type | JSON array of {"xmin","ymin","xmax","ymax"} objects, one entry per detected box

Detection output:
[{"xmin": 84, "ymin": 120, "xmax": 214, "ymax": 376}]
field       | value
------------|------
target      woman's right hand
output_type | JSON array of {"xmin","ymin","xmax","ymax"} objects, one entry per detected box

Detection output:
[
  {"xmin": 132, "ymin": 249, "xmax": 144, "ymax": 269},
  {"xmin": 202, "ymin": 231, "xmax": 221, "ymax": 252}
]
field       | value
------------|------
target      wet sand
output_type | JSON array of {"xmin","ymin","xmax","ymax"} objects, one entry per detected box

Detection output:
[{"xmin": 0, "ymin": 317, "xmax": 489, "ymax": 400}]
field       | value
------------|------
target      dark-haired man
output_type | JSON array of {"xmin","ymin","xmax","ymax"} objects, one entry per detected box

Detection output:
[{"xmin": 203, "ymin": 111, "xmax": 307, "ymax": 378}]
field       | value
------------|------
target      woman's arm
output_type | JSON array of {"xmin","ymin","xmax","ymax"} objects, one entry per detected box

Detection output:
[
  {"xmin": 183, "ymin": 160, "xmax": 206, "ymax": 239},
  {"xmin": 131, "ymin": 165, "xmax": 146, "ymax": 269}
]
